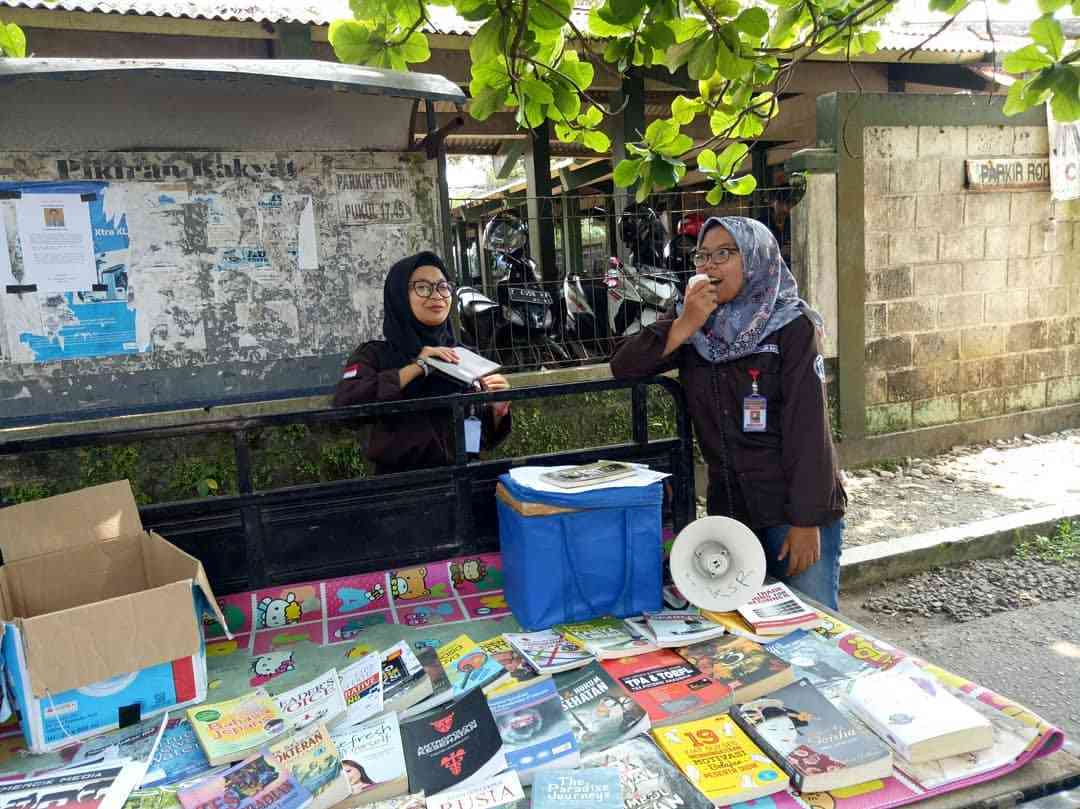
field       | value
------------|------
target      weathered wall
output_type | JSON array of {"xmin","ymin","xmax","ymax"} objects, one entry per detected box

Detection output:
[
  {"xmin": 861, "ymin": 124, "xmax": 1079, "ymax": 435},
  {"xmin": 0, "ymin": 151, "xmax": 438, "ymax": 421}
]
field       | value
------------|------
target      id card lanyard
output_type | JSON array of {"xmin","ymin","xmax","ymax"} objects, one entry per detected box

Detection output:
[
  {"xmin": 743, "ymin": 369, "xmax": 767, "ymax": 432},
  {"xmin": 465, "ymin": 394, "xmax": 482, "ymax": 454}
]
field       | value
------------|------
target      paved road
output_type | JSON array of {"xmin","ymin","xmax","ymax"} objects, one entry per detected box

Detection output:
[{"xmin": 841, "ymin": 593, "xmax": 1080, "ymax": 742}]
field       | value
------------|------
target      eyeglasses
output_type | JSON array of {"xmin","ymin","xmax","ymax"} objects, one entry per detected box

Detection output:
[
  {"xmin": 410, "ymin": 280, "xmax": 454, "ymax": 299},
  {"xmin": 692, "ymin": 248, "xmax": 739, "ymax": 267}
]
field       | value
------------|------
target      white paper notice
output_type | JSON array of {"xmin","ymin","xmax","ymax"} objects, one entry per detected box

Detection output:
[
  {"xmin": 0, "ymin": 216, "xmax": 12, "ymax": 281},
  {"xmin": 298, "ymin": 195, "xmax": 319, "ymax": 270},
  {"xmin": 14, "ymin": 193, "xmax": 97, "ymax": 292}
]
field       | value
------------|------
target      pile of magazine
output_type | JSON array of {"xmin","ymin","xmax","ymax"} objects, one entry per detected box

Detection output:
[{"xmin": 0, "ymin": 581, "xmax": 1058, "ymax": 809}]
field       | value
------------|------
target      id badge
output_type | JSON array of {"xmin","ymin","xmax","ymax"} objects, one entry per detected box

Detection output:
[
  {"xmin": 743, "ymin": 394, "xmax": 767, "ymax": 432},
  {"xmin": 464, "ymin": 416, "xmax": 482, "ymax": 453}
]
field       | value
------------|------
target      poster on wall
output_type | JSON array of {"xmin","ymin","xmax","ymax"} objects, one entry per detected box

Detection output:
[
  {"xmin": 0, "ymin": 153, "xmax": 437, "ymax": 372},
  {"xmin": 1047, "ymin": 104, "xmax": 1080, "ymax": 201}
]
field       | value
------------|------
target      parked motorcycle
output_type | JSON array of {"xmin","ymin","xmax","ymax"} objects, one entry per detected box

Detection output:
[{"xmin": 456, "ymin": 211, "xmax": 569, "ymax": 369}]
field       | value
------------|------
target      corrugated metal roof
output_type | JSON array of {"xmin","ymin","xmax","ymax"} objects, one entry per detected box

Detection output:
[{"xmin": 0, "ymin": 0, "xmax": 1025, "ymax": 57}]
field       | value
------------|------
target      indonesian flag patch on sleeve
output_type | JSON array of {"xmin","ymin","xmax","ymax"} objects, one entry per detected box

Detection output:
[{"xmin": 342, "ymin": 364, "xmax": 360, "ymax": 379}]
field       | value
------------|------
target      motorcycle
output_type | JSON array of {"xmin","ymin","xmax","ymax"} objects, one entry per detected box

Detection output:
[
  {"xmin": 562, "ymin": 203, "xmax": 681, "ymax": 353},
  {"xmin": 456, "ymin": 211, "xmax": 569, "ymax": 368}
]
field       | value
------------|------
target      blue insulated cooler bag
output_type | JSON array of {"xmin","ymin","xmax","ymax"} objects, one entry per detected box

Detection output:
[{"xmin": 495, "ymin": 473, "xmax": 664, "ymax": 630}]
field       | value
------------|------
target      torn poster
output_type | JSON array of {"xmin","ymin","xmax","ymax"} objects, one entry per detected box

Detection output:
[{"xmin": 298, "ymin": 195, "xmax": 318, "ymax": 270}]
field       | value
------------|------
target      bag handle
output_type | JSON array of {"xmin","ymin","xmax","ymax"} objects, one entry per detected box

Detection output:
[{"xmin": 560, "ymin": 511, "xmax": 635, "ymax": 618}]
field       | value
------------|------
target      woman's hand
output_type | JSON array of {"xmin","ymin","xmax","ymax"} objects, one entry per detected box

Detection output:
[
  {"xmin": 677, "ymin": 277, "xmax": 720, "ymax": 332},
  {"xmin": 778, "ymin": 526, "xmax": 821, "ymax": 577},
  {"xmin": 417, "ymin": 346, "xmax": 460, "ymax": 364},
  {"xmin": 481, "ymin": 374, "xmax": 511, "ymax": 419}
]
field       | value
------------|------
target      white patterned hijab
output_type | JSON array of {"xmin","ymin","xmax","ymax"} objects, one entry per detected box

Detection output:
[{"xmin": 682, "ymin": 216, "xmax": 819, "ymax": 364}]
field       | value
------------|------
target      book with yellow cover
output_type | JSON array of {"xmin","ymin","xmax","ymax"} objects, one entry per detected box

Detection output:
[
  {"xmin": 187, "ymin": 691, "xmax": 288, "ymax": 766},
  {"xmin": 436, "ymin": 634, "xmax": 512, "ymax": 697},
  {"xmin": 651, "ymin": 714, "xmax": 788, "ymax": 804},
  {"xmin": 478, "ymin": 636, "xmax": 540, "ymax": 694}
]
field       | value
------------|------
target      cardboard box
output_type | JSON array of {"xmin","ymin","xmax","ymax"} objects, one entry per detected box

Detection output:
[{"xmin": 0, "ymin": 480, "xmax": 226, "ymax": 753}]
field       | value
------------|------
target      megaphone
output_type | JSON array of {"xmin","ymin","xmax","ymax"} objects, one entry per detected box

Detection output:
[{"xmin": 669, "ymin": 516, "xmax": 766, "ymax": 612}]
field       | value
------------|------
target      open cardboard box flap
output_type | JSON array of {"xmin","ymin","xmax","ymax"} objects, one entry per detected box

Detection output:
[{"xmin": 0, "ymin": 481, "xmax": 226, "ymax": 698}]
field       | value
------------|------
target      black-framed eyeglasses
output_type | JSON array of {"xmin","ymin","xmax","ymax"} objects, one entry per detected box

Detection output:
[
  {"xmin": 410, "ymin": 280, "xmax": 454, "ymax": 299},
  {"xmin": 692, "ymin": 248, "xmax": 739, "ymax": 267}
]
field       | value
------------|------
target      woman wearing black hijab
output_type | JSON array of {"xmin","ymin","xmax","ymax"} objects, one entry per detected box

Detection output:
[{"xmin": 333, "ymin": 251, "xmax": 511, "ymax": 474}]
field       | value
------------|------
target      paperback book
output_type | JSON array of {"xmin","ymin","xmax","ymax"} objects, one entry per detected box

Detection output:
[
  {"xmin": 187, "ymin": 691, "xmax": 289, "ymax": 766},
  {"xmin": 65, "ymin": 714, "xmax": 168, "ymax": 779},
  {"xmin": 399, "ymin": 686, "xmax": 505, "ymax": 796},
  {"xmin": 267, "ymin": 723, "xmax": 350, "ymax": 809},
  {"xmin": 736, "ymin": 584, "xmax": 819, "ymax": 636},
  {"xmin": 601, "ymin": 650, "xmax": 732, "ymax": 728},
  {"xmin": 579, "ymin": 735, "xmax": 714, "ymax": 809},
  {"xmin": 425, "ymin": 347, "xmax": 501, "ymax": 387},
  {"xmin": 177, "ymin": 752, "xmax": 312, "ymax": 809},
  {"xmin": 539, "ymin": 462, "xmax": 637, "ymax": 490},
  {"xmin": 275, "ymin": 670, "xmax": 347, "ymax": 730},
  {"xmin": 555, "ymin": 662, "xmax": 650, "ymax": 756},
  {"xmin": 729, "ymin": 678, "xmax": 893, "ymax": 793},
  {"xmin": 478, "ymin": 636, "xmax": 540, "ymax": 692},
  {"xmin": 531, "ymin": 769, "xmax": 622, "ymax": 809},
  {"xmin": 488, "ymin": 677, "xmax": 580, "ymax": 784},
  {"xmin": 384, "ymin": 642, "xmax": 435, "ymax": 714},
  {"xmin": 331, "ymin": 712, "xmax": 409, "ymax": 805},
  {"xmin": 504, "ymin": 630, "xmax": 594, "ymax": 675},
  {"xmin": 124, "ymin": 769, "xmax": 230, "ymax": 809},
  {"xmin": 436, "ymin": 634, "xmax": 512, "ymax": 697},
  {"xmin": 556, "ymin": 618, "xmax": 658, "ymax": 660},
  {"xmin": 0, "ymin": 760, "xmax": 146, "ymax": 809},
  {"xmin": 765, "ymin": 630, "xmax": 873, "ymax": 690},
  {"xmin": 699, "ymin": 611, "xmax": 775, "ymax": 644},
  {"xmin": 844, "ymin": 664, "xmax": 993, "ymax": 763},
  {"xmin": 339, "ymin": 651, "xmax": 385, "ymax": 727},
  {"xmin": 677, "ymin": 635, "xmax": 794, "ymax": 704},
  {"xmin": 424, "ymin": 770, "xmax": 525, "ymax": 809},
  {"xmin": 142, "ymin": 719, "xmax": 214, "ymax": 788},
  {"xmin": 651, "ymin": 714, "xmax": 789, "ymax": 804},
  {"xmin": 636, "ymin": 611, "xmax": 726, "ymax": 647},
  {"xmin": 402, "ymin": 646, "xmax": 456, "ymax": 719}
]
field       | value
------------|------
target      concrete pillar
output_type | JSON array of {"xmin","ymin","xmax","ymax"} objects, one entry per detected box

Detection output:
[
  {"xmin": 524, "ymin": 121, "xmax": 558, "ymax": 284},
  {"xmin": 788, "ymin": 164, "xmax": 838, "ymax": 359}
]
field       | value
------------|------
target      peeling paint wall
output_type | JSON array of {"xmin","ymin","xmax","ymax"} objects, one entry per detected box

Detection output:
[{"xmin": 0, "ymin": 150, "xmax": 439, "ymax": 420}]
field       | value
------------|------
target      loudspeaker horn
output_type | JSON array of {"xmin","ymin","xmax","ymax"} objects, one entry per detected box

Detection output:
[{"xmin": 669, "ymin": 516, "xmax": 766, "ymax": 613}]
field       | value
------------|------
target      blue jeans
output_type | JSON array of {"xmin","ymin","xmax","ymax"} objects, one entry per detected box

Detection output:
[{"xmin": 755, "ymin": 520, "xmax": 844, "ymax": 610}]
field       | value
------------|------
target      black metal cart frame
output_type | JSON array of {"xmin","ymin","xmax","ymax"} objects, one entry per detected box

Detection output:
[{"xmin": 0, "ymin": 377, "xmax": 695, "ymax": 595}]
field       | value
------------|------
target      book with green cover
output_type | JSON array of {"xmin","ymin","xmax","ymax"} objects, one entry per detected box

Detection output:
[{"xmin": 556, "ymin": 618, "xmax": 657, "ymax": 660}]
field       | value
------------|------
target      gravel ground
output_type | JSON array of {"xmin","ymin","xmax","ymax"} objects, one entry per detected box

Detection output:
[
  {"xmin": 859, "ymin": 554, "xmax": 1080, "ymax": 622},
  {"xmin": 841, "ymin": 428, "xmax": 1080, "ymax": 547}
]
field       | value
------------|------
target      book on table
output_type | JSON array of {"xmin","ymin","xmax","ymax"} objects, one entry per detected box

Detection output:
[
  {"xmin": 844, "ymin": 665, "xmax": 994, "ymax": 763},
  {"xmin": 629, "ymin": 610, "xmax": 727, "ymax": 647},
  {"xmin": 176, "ymin": 752, "xmax": 313, "ymax": 809},
  {"xmin": 477, "ymin": 635, "xmax": 541, "ymax": 694},
  {"xmin": 676, "ymin": 634, "xmax": 795, "ymax": 705},
  {"xmin": 737, "ymin": 583, "xmax": 820, "ymax": 636},
  {"xmin": 538, "ymin": 461, "xmax": 638, "ymax": 490},
  {"xmin": 651, "ymin": 713, "xmax": 790, "ymax": 804},
  {"xmin": 488, "ymin": 677, "xmax": 580, "ymax": 784},
  {"xmin": 402, "ymin": 646, "xmax": 456, "ymax": 719},
  {"xmin": 556, "ymin": 617, "xmax": 658, "ymax": 660},
  {"xmin": 436, "ymin": 633, "xmax": 513, "ymax": 697},
  {"xmin": 330, "ymin": 711, "xmax": 409, "ymax": 805},
  {"xmin": 383, "ymin": 641, "xmax": 435, "ymax": 715},
  {"xmin": 266, "ymin": 723, "xmax": 351, "ymax": 809},
  {"xmin": 600, "ymin": 650, "xmax": 732, "ymax": 728},
  {"xmin": 729, "ymin": 678, "xmax": 893, "ymax": 794},
  {"xmin": 531, "ymin": 769, "xmax": 623, "ymax": 809},
  {"xmin": 554, "ymin": 661, "xmax": 650, "ymax": 757},
  {"xmin": 504, "ymin": 630, "xmax": 595, "ymax": 675},
  {"xmin": 186, "ymin": 691, "xmax": 289, "ymax": 766},
  {"xmin": 578, "ymin": 735, "xmax": 714, "ymax": 809}
]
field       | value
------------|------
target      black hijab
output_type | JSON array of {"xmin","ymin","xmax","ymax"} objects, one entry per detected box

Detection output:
[{"xmin": 381, "ymin": 251, "xmax": 465, "ymax": 397}]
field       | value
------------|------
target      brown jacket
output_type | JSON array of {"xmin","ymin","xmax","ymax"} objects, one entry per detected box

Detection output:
[
  {"xmin": 611, "ymin": 314, "xmax": 845, "ymax": 530},
  {"xmin": 333, "ymin": 341, "xmax": 512, "ymax": 474}
]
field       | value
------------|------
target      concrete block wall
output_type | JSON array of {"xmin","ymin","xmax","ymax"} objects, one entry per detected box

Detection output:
[{"xmin": 862, "ymin": 124, "xmax": 1080, "ymax": 436}]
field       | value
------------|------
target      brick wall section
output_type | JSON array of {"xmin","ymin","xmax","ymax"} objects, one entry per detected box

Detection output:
[{"xmin": 862, "ymin": 125, "xmax": 1080, "ymax": 436}]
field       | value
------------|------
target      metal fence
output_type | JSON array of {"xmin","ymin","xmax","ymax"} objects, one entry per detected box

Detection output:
[{"xmin": 446, "ymin": 187, "xmax": 796, "ymax": 373}]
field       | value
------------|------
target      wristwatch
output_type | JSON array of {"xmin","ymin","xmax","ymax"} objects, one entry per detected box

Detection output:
[{"xmin": 415, "ymin": 358, "xmax": 431, "ymax": 376}]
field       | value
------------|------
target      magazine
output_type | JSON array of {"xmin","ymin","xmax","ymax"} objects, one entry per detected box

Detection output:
[
  {"xmin": 539, "ymin": 462, "xmax": 637, "ymax": 490},
  {"xmin": 0, "ymin": 760, "xmax": 147, "ymax": 809}
]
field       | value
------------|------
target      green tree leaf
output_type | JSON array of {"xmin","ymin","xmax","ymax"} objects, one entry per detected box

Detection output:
[
  {"xmin": 579, "ymin": 104, "xmax": 604, "ymax": 127},
  {"xmin": 665, "ymin": 39, "xmax": 698, "ymax": 72},
  {"xmin": 715, "ymin": 142, "xmax": 749, "ymax": 175},
  {"xmin": 644, "ymin": 118, "xmax": 678, "ymax": 148},
  {"xmin": 588, "ymin": 7, "xmax": 636, "ymax": 35},
  {"xmin": 530, "ymin": 0, "xmax": 572, "ymax": 29},
  {"xmin": 401, "ymin": 31, "xmax": 430, "ymax": 62},
  {"xmin": 1049, "ymin": 68, "xmax": 1080, "ymax": 121},
  {"xmin": 519, "ymin": 76, "xmax": 555, "ymax": 105},
  {"xmin": 1002, "ymin": 78, "xmax": 1035, "ymax": 115},
  {"xmin": 697, "ymin": 148, "xmax": 718, "ymax": 171},
  {"xmin": 688, "ymin": 36, "xmax": 718, "ymax": 80},
  {"xmin": 706, "ymin": 0, "xmax": 742, "ymax": 16},
  {"xmin": 705, "ymin": 185, "xmax": 725, "ymax": 205},
  {"xmin": 470, "ymin": 17, "xmax": 504, "ymax": 63},
  {"xmin": 1030, "ymin": 15, "xmax": 1065, "ymax": 60},
  {"xmin": 560, "ymin": 51, "xmax": 595, "ymax": 90},
  {"xmin": 329, "ymin": 20, "xmax": 378, "ymax": 64},
  {"xmin": 735, "ymin": 7, "xmax": 770, "ymax": 37},
  {"xmin": 0, "ymin": 22, "xmax": 26, "ymax": 57},
  {"xmin": 657, "ymin": 133, "xmax": 694, "ymax": 157},
  {"xmin": 607, "ymin": 0, "xmax": 646, "ymax": 24},
  {"xmin": 582, "ymin": 129, "xmax": 612, "ymax": 152},
  {"xmin": 470, "ymin": 84, "xmax": 507, "ymax": 120},
  {"xmin": 613, "ymin": 158, "xmax": 642, "ymax": 186},
  {"xmin": 723, "ymin": 174, "xmax": 758, "ymax": 195},
  {"xmin": 648, "ymin": 157, "xmax": 682, "ymax": 190},
  {"xmin": 1003, "ymin": 43, "xmax": 1056, "ymax": 73},
  {"xmin": 669, "ymin": 17, "xmax": 707, "ymax": 41},
  {"xmin": 552, "ymin": 81, "xmax": 581, "ymax": 118},
  {"xmin": 1037, "ymin": 0, "xmax": 1068, "ymax": 11},
  {"xmin": 671, "ymin": 94, "xmax": 704, "ymax": 124}
]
